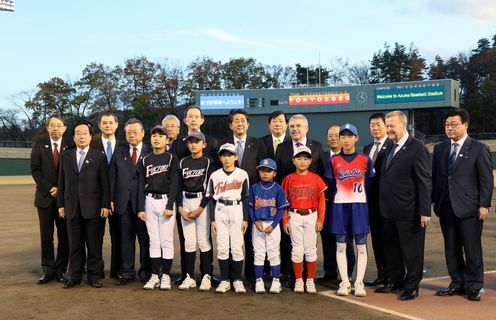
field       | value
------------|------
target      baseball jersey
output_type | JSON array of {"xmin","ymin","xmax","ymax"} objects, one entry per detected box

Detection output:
[
  {"xmin": 248, "ymin": 180, "xmax": 289, "ymax": 228},
  {"xmin": 177, "ymin": 155, "xmax": 215, "ymax": 208},
  {"xmin": 327, "ymin": 152, "xmax": 375, "ymax": 204},
  {"xmin": 137, "ymin": 151, "xmax": 179, "ymax": 211}
]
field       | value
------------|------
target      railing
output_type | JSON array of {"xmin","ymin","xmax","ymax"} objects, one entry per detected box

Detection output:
[{"xmin": 0, "ymin": 141, "xmax": 33, "ymax": 148}]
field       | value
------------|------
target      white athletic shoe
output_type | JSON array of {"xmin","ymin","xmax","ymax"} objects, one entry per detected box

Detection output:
[
  {"xmin": 269, "ymin": 278, "xmax": 282, "ymax": 294},
  {"xmin": 199, "ymin": 274, "xmax": 212, "ymax": 292},
  {"xmin": 233, "ymin": 280, "xmax": 246, "ymax": 294},
  {"xmin": 179, "ymin": 274, "xmax": 197, "ymax": 290},
  {"xmin": 354, "ymin": 282, "xmax": 367, "ymax": 297},
  {"xmin": 337, "ymin": 281, "xmax": 352, "ymax": 296},
  {"xmin": 160, "ymin": 274, "xmax": 171, "ymax": 290},
  {"xmin": 255, "ymin": 278, "xmax": 266, "ymax": 294},
  {"xmin": 143, "ymin": 274, "xmax": 160, "ymax": 290},
  {"xmin": 294, "ymin": 278, "xmax": 304, "ymax": 293},
  {"xmin": 306, "ymin": 278, "xmax": 317, "ymax": 294},
  {"xmin": 215, "ymin": 280, "xmax": 231, "ymax": 293}
]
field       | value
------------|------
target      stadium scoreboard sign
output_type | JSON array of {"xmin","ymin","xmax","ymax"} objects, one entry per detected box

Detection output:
[
  {"xmin": 288, "ymin": 93, "xmax": 350, "ymax": 106},
  {"xmin": 199, "ymin": 95, "xmax": 245, "ymax": 110},
  {"xmin": 375, "ymin": 85, "xmax": 445, "ymax": 104}
]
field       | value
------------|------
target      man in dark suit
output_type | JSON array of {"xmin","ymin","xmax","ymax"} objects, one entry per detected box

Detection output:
[
  {"xmin": 111, "ymin": 118, "xmax": 152, "ymax": 285},
  {"xmin": 57, "ymin": 120, "xmax": 110, "ymax": 288},
  {"xmin": 375, "ymin": 110, "xmax": 431, "ymax": 300},
  {"xmin": 218, "ymin": 109, "xmax": 267, "ymax": 284},
  {"xmin": 30, "ymin": 114, "xmax": 72, "ymax": 284},
  {"xmin": 90, "ymin": 110, "xmax": 125, "ymax": 279},
  {"xmin": 363, "ymin": 113, "xmax": 393, "ymax": 287},
  {"xmin": 432, "ymin": 108, "xmax": 493, "ymax": 301},
  {"xmin": 274, "ymin": 114, "xmax": 327, "ymax": 287},
  {"xmin": 259, "ymin": 110, "xmax": 289, "ymax": 160}
]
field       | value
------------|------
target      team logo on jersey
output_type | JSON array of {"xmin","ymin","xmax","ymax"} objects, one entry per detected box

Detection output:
[
  {"xmin": 337, "ymin": 168, "xmax": 363, "ymax": 180},
  {"xmin": 182, "ymin": 167, "xmax": 206, "ymax": 179},
  {"xmin": 214, "ymin": 180, "xmax": 243, "ymax": 194},
  {"xmin": 254, "ymin": 196, "xmax": 276, "ymax": 209},
  {"xmin": 146, "ymin": 164, "xmax": 170, "ymax": 177}
]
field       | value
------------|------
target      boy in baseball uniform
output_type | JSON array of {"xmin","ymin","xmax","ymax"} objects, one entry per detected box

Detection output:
[
  {"xmin": 137, "ymin": 125, "xmax": 179, "ymax": 290},
  {"xmin": 326, "ymin": 124, "xmax": 375, "ymax": 297},
  {"xmin": 176, "ymin": 131, "xmax": 215, "ymax": 291},
  {"xmin": 205, "ymin": 143, "xmax": 249, "ymax": 294},
  {"xmin": 282, "ymin": 146, "xmax": 327, "ymax": 294},
  {"xmin": 249, "ymin": 158, "xmax": 289, "ymax": 294}
]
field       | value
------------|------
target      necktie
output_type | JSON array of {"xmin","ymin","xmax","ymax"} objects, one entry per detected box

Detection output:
[
  {"xmin": 296, "ymin": 142, "xmax": 303, "ymax": 148},
  {"xmin": 77, "ymin": 150, "xmax": 85, "ymax": 172},
  {"xmin": 371, "ymin": 142, "xmax": 381, "ymax": 164},
  {"xmin": 236, "ymin": 140, "xmax": 244, "ymax": 166},
  {"xmin": 385, "ymin": 144, "xmax": 399, "ymax": 170},
  {"xmin": 106, "ymin": 141, "xmax": 112, "ymax": 163},
  {"xmin": 448, "ymin": 143, "xmax": 458, "ymax": 172},
  {"xmin": 53, "ymin": 143, "xmax": 59, "ymax": 168},
  {"xmin": 273, "ymin": 137, "xmax": 280, "ymax": 153},
  {"xmin": 131, "ymin": 147, "xmax": 138, "ymax": 166}
]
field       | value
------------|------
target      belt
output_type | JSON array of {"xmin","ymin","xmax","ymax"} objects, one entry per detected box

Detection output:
[
  {"xmin": 184, "ymin": 192, "xmax": 203, "ymax": 199},
  {"xmin": 218, "ymin": 199, "xmax": 241, "ymax": 206},
  {"xmin": 147, "ymin": 193, "xmax": 167, "ymax": 200},
  {"xmin": 290, "ymin": 208, "xmax": 316, "ymax": 216}
]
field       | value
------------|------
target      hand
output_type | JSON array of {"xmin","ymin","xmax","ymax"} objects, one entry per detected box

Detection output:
[
  {"xmin": 49, "ymin": 187, "xmax": 57, "ymax": 198},
  {"xmin": 100, "ymin": 208, "xmax": 109, "ymax": 218},
  {"xmin": 242, "ymin": 221, "xmax": 248, "ymax": 234},
  {"xmin": 110, "ymin": 202, "xmax": 115, "ymax": 213},
  {"xmin": 163, "ymin": 209, "xmax": 173, "ymax": 218},
  {"xmin": 254, "ymin": 221, "xmax": 264, "ymax": 232},
  {"xmin": 137, "ymin": 211, "xmax": 146, "ymax": 221},
  {"xmin": 178, "ymin": 207, "xmax": 191, "ymax": 221},
  {"xmin": 283, "ymin": 223, "xmax": 290, "ymax": 235},
  {"xmin": 264, "ymin": 225, "xmax": 274, "ymax": 235},
  {"xmin": 420, "ymin": 215, "xmax": 431, "ymax": 228},
  {"xmin": 315, "ymin": 221, "xmax": 323, "ymax": 232},
  {"xmin": 189, "ymin": 207, "xmax": 204, "ymax": 220},
  {"xmin": 479, "ymin": 207, "xmax": 489, "ymax": 220},
  {"xmin": 211, "ymin": 222, "xmax": 217, "ymax": 235},
  {"xmin": 58, "ymin": 207, "xmax": 65, "ymax": 219}
]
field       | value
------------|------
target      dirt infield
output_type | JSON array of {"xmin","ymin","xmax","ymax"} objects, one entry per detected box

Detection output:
[{"xmin": 0, "ymin": 183, "xmax": 495, "ymax": 320}]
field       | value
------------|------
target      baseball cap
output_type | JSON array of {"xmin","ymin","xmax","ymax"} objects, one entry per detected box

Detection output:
[
  {"xmin": 218, "ymin": 143, "xmax": 236, "ymax": 156},
  {"xmin": 186, "ymin": 131, "xmax": 206, "ymax": 142},
  {"xmin": 150, "ymin": 125, "xmax": 168, "ymax": 136},
  {"xmin": 293, "ymin": 145, "xmax": 312, "ymax": 158},
  {"xmin": 339, "ymin": 123, "xmax": 358, "ymax": 136},
  {"xmin": 256, "ymin": 158, "xmax": 277, "ymax": 171}
]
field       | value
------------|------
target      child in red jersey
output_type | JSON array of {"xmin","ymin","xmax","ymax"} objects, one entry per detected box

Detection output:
[{"xmin": 282, "ymin": 145, "xmax": 327, "ymax": 294}]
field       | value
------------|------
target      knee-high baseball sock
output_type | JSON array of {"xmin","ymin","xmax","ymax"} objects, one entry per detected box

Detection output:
[
  {"xmin": 199, "ymin": 250, "xmax": 213, "ymax": 277},
  {"xmin": 219, "ymin": 259, "xmax": 229, "ymax": 281},
  {"xmin": 162, "ymin": 258, "xmax": 173, "ymax": 275},
  {"xmin": 355, "ymin": 244, "xmax": 367, "ymax": 285},
  {"xmin": 306, "ymin": 260, "xmax": 317, "ymax": 280},
  {"xmin": 185, "ymin": 251, "xmax": 196, "ymax": 278},
  {"xmin": 336, "ymin": 242, "xmax": 349, "ymax": 284},
  {"xmin": 292, "ymin": 261, "xmax": 303, "ymax": 280},
  {"xmin": 271, "ymin": 264, "xmax": 281, "ymax": 279},
  {"xmin": 254, "ymin": 265, "xmax": 264, "ymax": 280},
  {"xmin": 233, "ymin": 260, "xmax": 243, "ymax": 281},
  {"xmin": 151, "ymin": 258, "xmax": 161, "ymax": 275}
]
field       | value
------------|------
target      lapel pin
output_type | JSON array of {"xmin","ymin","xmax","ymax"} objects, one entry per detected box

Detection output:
[
  {"xmin": 85, "ymin": 160, "xmax": 89, "ymax": 163},
  {"xmin": 124, "ymin": 157, "xmax": 127, "ymax": 160},
  {"xmin": 45, "ymin": 145, "xmax": 49, "ymax": 148}
]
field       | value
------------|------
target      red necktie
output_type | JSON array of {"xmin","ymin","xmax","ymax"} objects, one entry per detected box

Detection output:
[
  {"xmin": 131, "ymin": 147, "xmax": 137, "ymax": 166},
  {"xmin": 53, "ymin": 143, "xmax": 59, "ymax": 168}
]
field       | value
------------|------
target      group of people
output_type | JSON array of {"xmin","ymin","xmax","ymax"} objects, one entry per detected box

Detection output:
[{"xmin": 31, "ymin": 106, "xmax": 492, "ymax": 301}]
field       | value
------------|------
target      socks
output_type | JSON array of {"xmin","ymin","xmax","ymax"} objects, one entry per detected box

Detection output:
[
  {"xmin": 233, "ymin": 260, "xmax": 243, "ymax": 281},
  {"xmin": 200, "ymin": 250, "xmax": 213, "ymax": 277},
  {"xmin": 254, "ymin": 265, "xmax": 264, "ymax": 279},
  {"xmin": 292, "ymin": 261, "xmax": 303, "ymax": 279},
  {"xmin": 185, "ymin": 252, "xmax": 196, "ymax": 278},
  {"xmin": 219, "ymin": 259, "xmax": 229, "ymax": 281},
  {"xmin": 151, "ymin": 257, "xmax": 161, "ymax": 275},
  {"xmin": 271, "ymin": 264, "xmax": 281, "ymax": 279},
  {"xmin": 306, "ymin": 260, "xmax": 317, "ymax": 279},
  {"xmin": 162, "ymin": 258, "xmax": 173, "ymax": 275},
  {"xmin": 336, "ymin": 242, "xmax": 349, "ymax": 284},
  {"xmin": 355, "ymin": 244, "xmax": 368, "ymax": 284}
]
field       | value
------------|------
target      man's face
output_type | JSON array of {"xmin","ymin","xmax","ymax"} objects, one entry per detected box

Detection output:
[
  {"xmin": 98, "ymin": 115, "xmax": 118, "ymax": 137},
  {"xmin": 369, "ymin": 117, "xmax": 387, "ymax": 140},
  {"xmin": 385, "ymin": 116, "xmax": 407, "ymax": 143},
  {"xmin": 269, "ymin": 114, "xmax": 287, "ymax": 137},
  {"xmin": 445, "ymin": 115, "xmax": 468, "ymax": 142},
  {"xmin": 327, "ymin": 126, "xmax": 340, "ymax": 149},
  {"xmin": 74, "ymin": 124, "xmax": 91, "ymax": 148},
  {"xmin": 164, "ymin": 119, "xmax": 180, "ymax": 141},
  {"xmin": 184, "ymin": 108, "xmax": 204, "ymax": 132},
  {"xmin": 289, "ymin": 118, "xmax": 308, "ymax": 142},
  {"xmin": 125, "ymin": 123, "xmax": 145, "ymax": 146},
  {"xmin": 47, "ymin": 117, "xmax": 66, "ymax": 140},
  {"xmin": 229, "ymin": 113, "xmax": 249, "ymax": 138}
]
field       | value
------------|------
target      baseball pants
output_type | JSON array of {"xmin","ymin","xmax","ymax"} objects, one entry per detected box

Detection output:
[
  {"xmin": 289, "ymin": 210, "xmax": 318, "ymax": 263},
  {"xmin": 252, "ymin": 221, "xmax": 281, "ymax": 266},
  {"xmin": 145, "ymin": 194, "xmax": 176, "ymax": 259},
  {"xmin": 214, "ymin": 202, "xmax": 244, "ymax": 262},
  {"xmin": 181, "ymin": 196, "xmax": 212, "ymax": 253}
]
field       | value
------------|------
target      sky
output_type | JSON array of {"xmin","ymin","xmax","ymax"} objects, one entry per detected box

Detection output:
[{"xmin": 0, "ymin": 0, "xmax": 495, "ymax": 109}]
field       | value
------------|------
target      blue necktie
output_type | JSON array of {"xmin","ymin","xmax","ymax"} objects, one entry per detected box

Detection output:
[
  {"xmin": 385, "ymin": 144, "xmax": 399, "ymax": 169},
  {"xmin": 78, "ymin": 150, "xmax": 85, "ymax": 172},
  {"xmin": 448, "ymin": 143, "xmax": 458, "ymax": 172},
  {"xmin": 106, "ymin": 141, "xmax": 112, "ymax": 163},
  {"xmin": 236, "ymin": 140, "xmax": 244, "ymax": 166}
]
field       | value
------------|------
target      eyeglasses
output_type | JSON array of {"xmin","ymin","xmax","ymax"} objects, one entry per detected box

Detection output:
[{"xmin": 444, "ymin": 123, "xmax": 462, "ymax": 129}]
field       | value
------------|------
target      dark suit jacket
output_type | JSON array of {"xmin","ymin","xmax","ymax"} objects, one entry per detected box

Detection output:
[
  {"xmin": 110, "ymin": 143, "xmax": 152, "ymax": 215},
  {"xmin": 363, "ymin": 138, "xmax": 392, "ymax": 208},
  {"xmin": 260, "ymin": 133, "xmax": 290, "ymax": 160},
  {"xmin": 378, "ymin": 135, "xmax": 432, "ymax": 220},
  {"xmin": 432, "ymin": 137, "xmax": 493, "ymax": 218},
  {"xmin": 274, "ymin": 138, "xmax": 326, "ymax": 183},
  {"xmin": 57, "ymin": 147, "xmax": 110, "ymax": 219},
  {"xmin": 170, "ymin": 134, "xmax": 218, "ymax": 160},
  {"xmin": 30, "ymin": 137, "xmax": 74, "ymax": 208}
]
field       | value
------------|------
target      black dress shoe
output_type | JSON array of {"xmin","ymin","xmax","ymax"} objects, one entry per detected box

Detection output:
[
  {"xmin": 400, "ymin": 288, "xmax": 419, "ymax": 300},
  {"xmin": 364, "ymin": 278, "xmax": 387, "ymax": 287},
  {"xmin": 174, "ymin": 275, "xmax": 185, "ymax": 285},
  {"xmin": 115, "ymin": 277, "xmax": 134, "ymax": 286},
  {"xmin": 89, "ymin": 279, "xmax": 103, "ymax": 288},
  {"xmin": 315, "ymin": 274, "xmax": 337, "ymax": 284},
  {"xmin": 375, "ymin": 282, "xmax": 404, "ymax": 293},
  {"xmin": 211, "ymin": 276, "xmax": 221, "ymax": 286},
  {"xmin": 56, "ymin": 273, "xmax": 67, "ymax": 284},
  {"xmin": 467, "ymin": 290, "xmax": 481, "ymax": 301},
  {"xmin": 63, "ymin": 280, "xmax": 81, "ymax": 289},
  {"xmin": 435, "ymin": 287, "xmax": 466, "ymax": 296},
  {"xmin": 37, "ymin": 273, "xmax": 54, "ymax": 284}
]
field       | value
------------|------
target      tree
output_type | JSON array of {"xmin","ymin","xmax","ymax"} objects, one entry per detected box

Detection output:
[
  {"xmin": 295, "ymin": 63, "xmax": 330, "ymax": 87},
  {"xmin": 153, "ymin": 60, "xmax": 184, "ymax": 108},
  {"xmin": 264, "ymin": 65, "xmax": 295, "ymax": 88},
  {"xmin": 121, "ymin": 56, "xmax": 157, "ymax": 110},
  {"xmin": 183, "ymin": 57, "xmax": 222, "ymax": 103},
  {"xmin": 80, "ymin": 62, "xmax": 122, "ymax": 111},
  {"xmin": 222, "ymin": 57, "xmax": 272, "ymax": 89}
]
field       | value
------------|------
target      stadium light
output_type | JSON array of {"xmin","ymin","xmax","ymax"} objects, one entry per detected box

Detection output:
[{"xmin": 0, "ymin": 0, "xmax": 15, "ymax": 12}]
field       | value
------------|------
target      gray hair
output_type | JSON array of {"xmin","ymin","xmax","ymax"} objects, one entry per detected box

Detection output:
[
  {"xmin": 385, "ymin": 110, "xmax": 407, "ymax": 125},
  {"xmin": 124, "ymin": 118, "xmax": 144, "ymax": 131},
  {"xmin": 288, "ymin": 114, "xmax": 309, "ymax": 128},
  {"xmin": 162, "ymin": 114, "xmax": 180, "ymax": 127}
]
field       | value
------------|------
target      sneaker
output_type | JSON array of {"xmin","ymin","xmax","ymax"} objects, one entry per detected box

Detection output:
[
  {"xmin": 143, "ymin": 274, "xmax": 160, "ymax": 290},
  {"xmin": 294, "ymin": 278, "xmax": 304, "ymax": 293},
  {"xmin": 199, "ymin": 274, "xmax": 212, "ymax": 292},
  {"xmin": 337, "ymin": 281, "xmax": 351, "ymax": 296},
  {"xmin": 354, "ymin": 282, "xmax": 367, "ymax": 297},
  {"xmin": 269, "ymin": 278, "xmax": 282, "ymax": 294},
  {"xmin": 233, "ymin": 280, "xmax": 246, "ymax": 294},
  {"xmin": 179, "ymin": 274, "xmax": 197, "ymax": 290},
  {"xmin": 160, "ymin": 274, "xmax": 171, "ymax": 290},
  {"xmin": 215, "ymin": 280, "xmax": 231, "ymax": 293},
  {"xmin": 306, "ymin": 278, "xmax": 316, "ymax": 294},
  {"xmin": 255, "ymin": 278, "xmax": 266, "ymax": 294}
]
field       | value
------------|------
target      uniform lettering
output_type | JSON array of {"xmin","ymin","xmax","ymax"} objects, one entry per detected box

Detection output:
[
  {"xmin": 214, "ymin": 180, "xmax": 243, "ymax": 194},
  {"xmin": 182, "ymin": 167, "xmax": 206, "ymax": 179},
  {"xmin": 146, "ymin": 164, "xmax": 170, "ymax": 177}
]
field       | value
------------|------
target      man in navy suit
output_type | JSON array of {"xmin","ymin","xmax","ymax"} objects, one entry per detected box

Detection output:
[
  {"xmin": 432, "ymin": 108, "xmax": 493, "ymax": 301},
  {"xmin": 259, "ymin": 110, "xmax": 289, "ymax": 160},
  {"xmin": 111, "ymin": 118, "xmax": 152, "ymax": 285}
]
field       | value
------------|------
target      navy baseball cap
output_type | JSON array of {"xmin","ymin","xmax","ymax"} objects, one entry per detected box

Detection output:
[
  {"xmin": 339, "ymin": 123, "xmax": 358, "ymax": 136},
  {"xmin": 150, "ymin": 125, "xmax": 168, "ymax": 136},
  {"xmin": 218, "ymin": 143, "xmax": 236, "ymax": 156},
  {"xmin": 256, "ymin": 158, "xmax": 277, "ymax": 171},
  {"xmin": 186, "ymin": 131, "xmax": 206, "ymax": 142}
]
